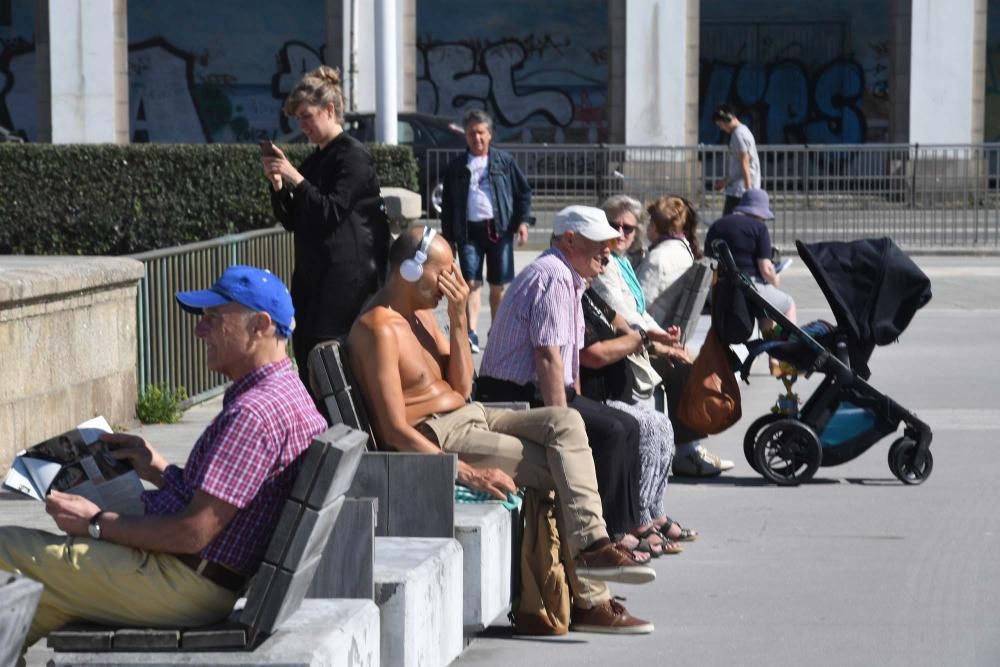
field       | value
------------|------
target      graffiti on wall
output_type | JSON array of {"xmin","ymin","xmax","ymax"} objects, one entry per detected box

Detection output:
[
  {"xmin": 699, "ymin": 58, "xmax": 869, "ymax": 144},
  {"xmin": 417, "ymin": 36, "xmax": 606, "ymax": 143},
  {"xmin": 699, "ymin": 10, "xmax": 892, "ymax": 145},
  {"xmin": 1, "ymin": 35, "xmax": 324, "ymax": 143},
  {"xmin": 418, "ymin": 39, "xmax": 574, "ymax": 130}
]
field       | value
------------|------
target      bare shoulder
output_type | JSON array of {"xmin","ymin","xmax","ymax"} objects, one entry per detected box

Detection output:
[{"xmin": 350, "ymin": 306, "xmax": 403, "ymax": 346}]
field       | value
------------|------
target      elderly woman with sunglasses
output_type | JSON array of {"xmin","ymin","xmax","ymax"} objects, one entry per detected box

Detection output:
[
  {"xmin": 592, "ymin": 195, "xmax": 735, "ymax": 478},
  {"xmin": 593, "ymin": 195, "xmax": 688, "ymax": 355}
]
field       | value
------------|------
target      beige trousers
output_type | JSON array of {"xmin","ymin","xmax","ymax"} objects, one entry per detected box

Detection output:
[
  {"xmin": 0, "ymin": 526, "xmax": 237, "ymax": 654},
  {"xmin": 422, "ymin": 402, "xmax": 611, "ymax": 608}
]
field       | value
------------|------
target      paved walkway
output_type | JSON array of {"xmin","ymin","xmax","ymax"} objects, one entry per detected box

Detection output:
[{"xmin": 7, "ymin": 253, "xmax": 1000, "ymax": 666}]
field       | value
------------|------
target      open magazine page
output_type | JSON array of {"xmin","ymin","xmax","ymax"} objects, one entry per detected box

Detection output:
[{"xmin": 3, "ymin": 417, "xmax": 145, "ymax": 513}]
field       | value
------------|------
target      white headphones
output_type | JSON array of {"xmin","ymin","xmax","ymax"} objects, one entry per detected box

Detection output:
[{"xmin": 400, "ymin": 226, "xmax": 438, "ymax": 282}]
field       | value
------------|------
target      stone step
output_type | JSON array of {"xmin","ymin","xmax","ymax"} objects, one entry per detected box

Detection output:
[
  {"xmin": 374, "ymin": 537, "xmax": 463, "ymax": 667},
  {"xmin": 454, "ymin": 503, "xmax": 514, "ymax": 632},
  {"xmin": 49, "ymin": 599, "xmax": 380, "ymax": 667}
]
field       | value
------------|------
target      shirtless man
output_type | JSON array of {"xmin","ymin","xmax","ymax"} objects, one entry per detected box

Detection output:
[{"xmin": 347, "ymin": 226, "xmax": 656, "ymax": 634}]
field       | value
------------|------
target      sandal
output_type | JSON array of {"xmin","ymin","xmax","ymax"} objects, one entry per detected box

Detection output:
[
  {"xmin": 634, "ymin": 527, "xmax": 683, "ymax": 557},
  {"xmin": 613, "ymin": 533, "xmax": 652, "ymax": 563},
  {"xmin": 659, "ymin": 517, "xmax": 698, "ymax": 542}
]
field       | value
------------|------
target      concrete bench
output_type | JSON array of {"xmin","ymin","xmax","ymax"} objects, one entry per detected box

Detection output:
[
  {"xmin": 47, "ymin": 424, "xmax": 369, "ymax": 658},
  {"xmin": 1, "ymin": 572, "xmax": 43, "ymax": 666},
  {"xmin": 309, "ymin": 340, "xmax": 457, "ymax": 538},
  {"xmin": 308, "ymin": 339, "xmax": 520, "ymax": 640},
  {"xmin": 454, "ymin": 503, "xmax": 514, "ymax": 632},
  {"xmin": 375, "ymin": 537, "xmax": 463, "ymax": 667},
  {"xmin": 48, "ymin": 600, "xmax": 379, "ymax": 667}
]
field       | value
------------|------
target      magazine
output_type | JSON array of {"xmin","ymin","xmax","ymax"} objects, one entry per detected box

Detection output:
[{"xmin": 3, "ymin": 417, "xmax": 145, "ymax": 514}]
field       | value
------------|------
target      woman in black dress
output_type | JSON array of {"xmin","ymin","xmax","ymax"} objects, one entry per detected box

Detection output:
[{"xmin": 262, "ymin": 65, "xmax": 388, "ymax": 387}]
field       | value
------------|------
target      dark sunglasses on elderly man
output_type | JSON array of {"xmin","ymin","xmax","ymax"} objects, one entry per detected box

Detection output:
[{"xmin": 609, "ymin": 222, "xmax": 638, "ymax": 235}]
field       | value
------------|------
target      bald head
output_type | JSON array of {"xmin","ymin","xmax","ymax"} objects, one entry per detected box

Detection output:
[{"xmin": 389, "ymin": 226, "xmax": 453, "ymax": 273}]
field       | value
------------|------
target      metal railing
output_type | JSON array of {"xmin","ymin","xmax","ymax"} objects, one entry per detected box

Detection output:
[
  {"xmin": 426, "ymin": 143, "xmax": 1000, "ymax": 248},
  {"xmin": 131, "ymin": 227, "xmax": 295, "ymax": 403},
  {"xmin": 130, "ymin": 142, "xmax": 1000, "ymax": 403}
]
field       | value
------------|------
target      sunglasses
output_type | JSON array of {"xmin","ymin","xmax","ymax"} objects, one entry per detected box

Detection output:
[{"xmin": 609, "ymin": 222, "xmax": 638, "ymax": 235}]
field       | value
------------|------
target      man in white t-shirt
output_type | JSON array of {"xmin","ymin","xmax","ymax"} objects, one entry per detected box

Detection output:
[
  {"xmin": 440, "ymin": 110, "xmax": 533, "ymax": 354},
  {"xmin": 713, "ymin": 105, "xmax": 761, "ymax": 215}
]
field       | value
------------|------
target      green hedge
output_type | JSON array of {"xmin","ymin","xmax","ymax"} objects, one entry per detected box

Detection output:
[{"xmin": 0, "ymin": 143, "xmax": 418, "ymax": 255}]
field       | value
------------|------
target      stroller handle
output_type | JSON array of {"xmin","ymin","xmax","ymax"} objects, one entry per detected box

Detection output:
[{"xmin": 711, "ymin": 239, "xmax": 741, "ymax": 276}]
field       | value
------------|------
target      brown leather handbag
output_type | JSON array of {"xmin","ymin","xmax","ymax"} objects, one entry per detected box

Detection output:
[{"xmin": 677, "ymin": 328, "xmax": 742, "ymax": 435}]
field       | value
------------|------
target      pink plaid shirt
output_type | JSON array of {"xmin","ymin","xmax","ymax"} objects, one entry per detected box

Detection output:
[
  {"xmin": 479, "ymin": 247, "xmax": 584, "ymax": 387},
  {"xmin": 142, "ymin": 358, "xmax": 327, "ymax": 575}
]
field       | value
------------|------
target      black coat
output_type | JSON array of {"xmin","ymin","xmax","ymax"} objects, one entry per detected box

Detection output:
[{"xmin": 271, "ymin": 132, "xmax": 389, "ymax": 338}]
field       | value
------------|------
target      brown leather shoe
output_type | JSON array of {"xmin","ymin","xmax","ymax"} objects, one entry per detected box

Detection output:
[
  {"xmin": 571, "ymin": 598, "xmax": 654, "ymax": 635},
  {"xmin": 574, "ymin": 542, "xmax": 656, "ymax": 584}
]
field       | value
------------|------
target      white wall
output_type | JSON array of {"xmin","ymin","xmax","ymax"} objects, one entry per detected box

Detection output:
[
  {"xmin": 909, "ymin": 0, "xmax": 977, "ymax": 144},
  {"xmin": 624, "ymin": 0, "xmax": 690, "ymax": 145},
  {"xmin": 48, "ymin": 0, "xmax": 118, "ymax": 143}
]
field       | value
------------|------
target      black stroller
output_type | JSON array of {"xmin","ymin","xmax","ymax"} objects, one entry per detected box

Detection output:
[{"xmin": 711, "ymin": 237, "xmax": 934, "ymax": 486}]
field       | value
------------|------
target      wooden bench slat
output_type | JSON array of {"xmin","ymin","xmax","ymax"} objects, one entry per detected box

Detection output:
[
  {"xmin": 47, "ymin": 626, "xmax": 114, "ymax": 651},
  {"xmin": 246, "ymin": 555, "xmax": 323, "ymax": 637},
  {"xmin": 276, "ymin": 496, "xmax": 346, "ymax": 571},
  {"xmin": 261, "ymin": 499, "xmax": 305, "ymax": 565},
  {"xmin": 292, "ymin": 427, "xmax": 368, "ymax": 509},
  {"xmin": 387, "ymin": 453, "xmax": 456, "ymax": 537},
  {"xmin": 307, "ymin": 497, "xmax": 376, "ymax": 600},
  {"xmin": 112, "ymin": 628, "xmax": 180, "ymax": 650},
  {"xmin": 180, "ymin": 623, "xmax": 248, "ymax": 650}
]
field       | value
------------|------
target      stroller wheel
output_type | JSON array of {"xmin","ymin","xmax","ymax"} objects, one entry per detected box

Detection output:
[
  {"xmin": 754, "ymin": 419, "xmax": 822, "ymax": 486},
  {"xmin": 744, "ymin": 413, "xmax": 783, "ymax": 473},
  {"xmin": 888, "ymin": 438, "xmax": 933, "ymax": 485}
]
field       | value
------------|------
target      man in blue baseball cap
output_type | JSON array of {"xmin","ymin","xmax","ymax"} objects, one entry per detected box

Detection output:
[
  {"xmin": 175, "ymin": 265, "xmax": 296, "ymax": 378},
  {"xmin": 0, "ymin": 265, "xmax": 327, "ymax": 661}
]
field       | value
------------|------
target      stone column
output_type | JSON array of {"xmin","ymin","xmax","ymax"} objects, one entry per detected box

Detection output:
[
  {"xmin": 33, "ymin": 0, "xmax": 128, "ymax": 143},
  {"xmin": 909, "ymin": 0, "xmax": 982, "ymax": 144},
  {"xmin": 622, "ymin": 0, "xmax": 698, "ymax": 146},
  {"xmin": 340, "ymin": 0, "xmax": 415, "ymax": 113},
  {"xmin": 613, "ymin": 0, "xmax": 700, "ymax": 200}
]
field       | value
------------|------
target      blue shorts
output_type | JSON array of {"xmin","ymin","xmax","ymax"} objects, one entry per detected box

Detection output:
[{"xmin": 458, "ymin": 219, "xmax": 515, "ymax": 285}]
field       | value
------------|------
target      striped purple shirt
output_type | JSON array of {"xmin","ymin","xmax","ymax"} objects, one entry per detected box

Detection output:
[
  {"xmin": 142, "ymin": 357, "xmax": 327, "ymax": 575},
  {"xmin": 479, "ymin": 247, "xmax": 584, "ymax": 387}
]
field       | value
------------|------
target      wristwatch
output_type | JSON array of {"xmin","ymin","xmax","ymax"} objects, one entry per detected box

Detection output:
[
  {"xmin": 87, "ymin": 511, "xmax": 105, "ymax": 540},
  {"xmin": 636, "ymin": 327, "xmax": 653, "ymax": 352}
]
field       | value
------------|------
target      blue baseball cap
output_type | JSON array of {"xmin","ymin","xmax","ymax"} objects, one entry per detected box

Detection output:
[{"xmin": 175, "ymin": 265, "xmax": 294, "ymax": 337}]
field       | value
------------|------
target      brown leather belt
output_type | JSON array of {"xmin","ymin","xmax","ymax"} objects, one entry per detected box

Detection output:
[{"xmin": 177, "ymin": 554, "xmax": 248, "ymax": 593}]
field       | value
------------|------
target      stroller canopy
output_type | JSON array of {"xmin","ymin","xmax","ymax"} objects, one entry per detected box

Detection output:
[{"xmin": 796, "ymin": 238, "xmax": 931, "ymax": 375}]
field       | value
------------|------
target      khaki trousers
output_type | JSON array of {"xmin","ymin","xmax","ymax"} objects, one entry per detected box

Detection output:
[
  {"xmin": 422, "ymin": 403, "xmax": 611, "ymax": 608},
  {"xmin": 0, "ymin": 526, "xmax": 238, "ymax": 653}
]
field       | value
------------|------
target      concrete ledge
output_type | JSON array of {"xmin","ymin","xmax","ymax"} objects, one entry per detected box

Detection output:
[
  {"xmin": 380, "ymin": 187, "xmax": 422, "ymax": 224},
  {"xmin": 48, "ymin": 599, "xmax": 380, "ymax": 666},
  {"xmin": 454, "ymin": 503, "xmax": 513, "ymax": 632},
  {"xmin": 374, "ymin": 537, "xmax": 463, "ymax": 667},
  {"xmin": 0, "ymin": 256, "xmax": 142, "ymax": 305},
  {"xmin": 0, "ymin": 256, "xmax": 144, "ymax": 475}
]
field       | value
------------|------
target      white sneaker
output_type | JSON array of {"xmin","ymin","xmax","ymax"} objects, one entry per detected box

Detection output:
[{"xmin": 672, "ymin": 448, "xmax": 734, "ymax": 477}]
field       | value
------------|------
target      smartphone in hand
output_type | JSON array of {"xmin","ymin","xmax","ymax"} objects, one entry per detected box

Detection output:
[{"xmin": 259, "ymin": 139, "xmax": 278, "ymax": 158}]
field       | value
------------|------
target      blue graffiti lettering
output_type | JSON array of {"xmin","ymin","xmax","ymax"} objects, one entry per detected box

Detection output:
[{"xmin": 700, "ymin": 57, "xmax": 868, "ymax": 144}]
